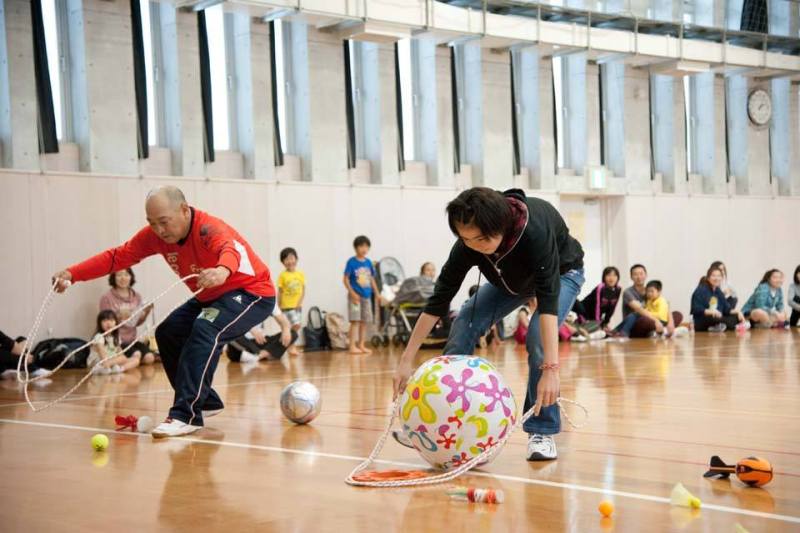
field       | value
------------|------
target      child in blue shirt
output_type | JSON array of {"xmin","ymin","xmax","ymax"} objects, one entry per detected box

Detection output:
[{"xmin": 343, "ymin": 236, "xmax": 380, "ymax": 354}]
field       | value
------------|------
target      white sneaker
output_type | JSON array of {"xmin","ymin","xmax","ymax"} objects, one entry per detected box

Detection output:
[
  {"xmin": 673, "ymin": 326, "xmax": 690, "ymax": 337},
  {"xmin": 239, "ymin": 351, "xmax": 260, "ymax": 364},
  {"xmin": 32, "ymin": 368, "xmax": 52, "ymax": 378},
  {"xmin": 110, "ymin": 365, "xmax": 123, "ymax": 374},
  {"xmin": 151, "ymin": 418, "xmax": 202, "ymax": 439},
  {"xmin": 708, "ymin": 323, "xmax": 727, "ymax": 333},
  {"xmin": 202, "ymin": 408, "xmax": 224, "ymax": 419},
  {"xmin": 1, "ymin": 369, "xmax": 17, "ymax": 380},
  {"xmin": 588, "ymin": 330, "xmax": 607, "ymax": 341},
  {"xmin": 572, "ymin": 335, "xmax": 588, "ymax": 343},
  {"xmin": 527, "ymin": 433, "xmax": 557, "ymax": 461},
  {"xmin": 91, "ymin": 365, "xmax": 111, "ymax": 375}
]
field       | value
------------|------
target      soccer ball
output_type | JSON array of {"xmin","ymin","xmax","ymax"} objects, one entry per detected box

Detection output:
[{"xmin": 280, "ymin": 381, "xmax": 322, "ymax": 424}]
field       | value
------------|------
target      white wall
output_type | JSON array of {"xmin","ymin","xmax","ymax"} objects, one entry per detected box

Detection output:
[{"xmin": 2, "ymin": 170, "xmax": 798, "ymax": 340}]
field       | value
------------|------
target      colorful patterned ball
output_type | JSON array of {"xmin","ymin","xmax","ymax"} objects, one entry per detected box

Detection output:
[{"xmin": 398, "ymin": 355, "xmax": 517, "ymax": 471}]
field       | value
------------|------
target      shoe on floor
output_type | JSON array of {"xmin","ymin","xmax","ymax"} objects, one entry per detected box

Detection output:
[
  {"xmin": 572, "ymin": 334, "xmax": 588, "ymax": 343},
  {"xmin": 708, "ymin": 323, "xmax": 727, "ymax": 333},
  {"xmin": 588, "ymin": 330, "xmax": 607, "ymax": 341},
  {"xmin": 110, "ymin": 365, "xmax": 123, "ymax": 374},
  {"xmin": 202, "ymin": 408, "xmax": 224, "ymax": 419},
  {"xmin": 239, "ymin": 351, "xmax": 260, "ymax": 364},
  {"xmin": 672, "ymin": 326, "xmax": 690, "ymax": 337},
  {"xmin": 91, "ymin": 365, "xmax": 111, "ymax": 375},
  {"xmin": 151, "ymin": 418, "xmax": 202, "ymax": 439},
  {"xmin": 1, "ymin": 369, "xmax": 17, "ymax": 380},
  {"xmin": 527, "ymin": 433, "xmax": 557, "ymax": 461}
]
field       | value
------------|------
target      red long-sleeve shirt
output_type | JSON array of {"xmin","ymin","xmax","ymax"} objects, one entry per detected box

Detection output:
[{"xmin": 68, "ymin": 208, "xmax": 275, "ymax": 302}]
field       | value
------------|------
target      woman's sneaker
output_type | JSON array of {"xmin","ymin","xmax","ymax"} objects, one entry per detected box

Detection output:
[
  {"xmin": 708, "ymin": 323, "xmax": 727, "ymax": 333},
  {"xmin": 527, "ymin": 434, "xmax": 557, "ymax": 461},
  {"xmin": 151, "ymin": 418, "xmax": 202, "ymax": 439},
  {"xmin": 91, "ymin": 365, "xmax": 111, "ymax": 375}
]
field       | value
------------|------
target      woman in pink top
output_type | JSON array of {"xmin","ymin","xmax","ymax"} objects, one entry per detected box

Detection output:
[{"xmin": 99, "ymin": 268, "xmax": 156, "ymax": 364}]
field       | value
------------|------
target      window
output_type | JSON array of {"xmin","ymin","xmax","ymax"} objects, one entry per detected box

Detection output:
[
  {"xmin": 396, "ymin": 38, "xmax": 414, "ymax": 163},
  {"xmin": 683, "ymin": 75, "xmax": 693, "ymax": 178},
  {"xmin": 552, "ymin": 56, "xmax": 565, "ymax": 170},
  {"xmin": 344, "ymin": 40, "xmax": 356, "ymax": 168},
  {"xmin": 271, "ymin": 19, "xmax": 287, "ymax": 157},
  {"xmin": 205, "ymin": 4, "xmax": 231, "ymax": 151},
  {"xmin": 41, "ymin": 0, "xmax": 69, "ymax": 141},
  {"xmin": 139, "ymin": 0, "xmax": 157, "ymax": 146}
]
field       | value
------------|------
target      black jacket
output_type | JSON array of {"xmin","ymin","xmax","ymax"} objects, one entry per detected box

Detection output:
[{"xmin": 424, "ymin": 189, "xmax": 584, "ymax": 317}]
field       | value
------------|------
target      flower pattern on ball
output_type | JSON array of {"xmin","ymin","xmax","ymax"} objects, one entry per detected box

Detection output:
[
  {"xmin": 475, "ymin": 374, "xmax": 513, "ymax": 417},
  {"xmin": 441, "ymin": 368, "xmax": 481, "ymax": 411},
  {"xmin": 401, "ymin": 364, "xmax": 442, "ymax": 423}
]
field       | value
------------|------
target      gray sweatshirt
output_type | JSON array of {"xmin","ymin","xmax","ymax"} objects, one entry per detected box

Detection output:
[{"xmin": 789, "ymin": 283, "xmax": 800, "ymax": 312}]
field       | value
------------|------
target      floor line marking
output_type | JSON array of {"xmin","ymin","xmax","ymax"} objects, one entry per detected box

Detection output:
[{"xmin": 1, "ymin": 417, "xmax": 798, "ymax": 525}]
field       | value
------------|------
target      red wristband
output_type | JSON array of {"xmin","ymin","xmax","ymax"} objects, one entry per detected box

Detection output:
[{"xmin": 539, "ymin": 362, "xmax": 560, "ymax": 371}]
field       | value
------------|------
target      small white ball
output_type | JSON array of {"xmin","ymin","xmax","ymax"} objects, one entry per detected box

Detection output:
[{"xmin": 136, "ymin": 415, "xmax": 154, "ymax": 433}]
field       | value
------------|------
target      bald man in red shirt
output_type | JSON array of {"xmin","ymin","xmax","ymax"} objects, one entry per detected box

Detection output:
[{"xmin": 53, "ymin": 186, "xmax": 275, "ymax": 437}]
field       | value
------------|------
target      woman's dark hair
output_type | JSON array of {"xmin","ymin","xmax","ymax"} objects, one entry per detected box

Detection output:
[
  {"xmin": 353, "ymin": 235, "xmax": 371, "ymax": 249},
  {"xmin": 108, "ymin": 268, "xmax": 136, "ymax": 288},
  {"xmin": 602, "ymin": 266, "xmax": 620, "ymax": 286},
  {"xmin": 646, "ymin": 280, "xmax": 662, "ymax": 291},
  {"xmin": 760, "ymin": 269, "xmax": 782, "ymax": 285},
  {"xmin": 446, "ymin": 187, "xmax": 512, "ymax": 238},
  {"xmin": 95, "ymin": 309, "xmax": 119, "ymax": 344},
  {"xmin": 709, "ymin": 260, "xmax": 727, "ymax": 278},
  {"xmin": 793, "ymin": 265, "xmax": 800, "ymax": 285},
  {"xmin": 280, "ymin": 247, "xmax": 298, "ymax": 262},
  {"xmin": 700, "ymin": 266, "xmax": 723, "ymax": 288},
  {"xmin": 468, "ymin": 284, "xmax": 479, "ymax": 297}
]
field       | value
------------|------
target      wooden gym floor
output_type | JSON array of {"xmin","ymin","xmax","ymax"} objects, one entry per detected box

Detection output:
[{"xmin": 0, "ymin": 329, "xmax": 798, "ymax": 532}]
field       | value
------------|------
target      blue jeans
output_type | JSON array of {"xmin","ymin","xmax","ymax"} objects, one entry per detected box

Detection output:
[
  {"xmin": 443, "ymin": 268, "xmax": 585, "ymax": 435},
  {"xmin": 615, "ymin": 313, "xmax": 639, "ymax": 337}
]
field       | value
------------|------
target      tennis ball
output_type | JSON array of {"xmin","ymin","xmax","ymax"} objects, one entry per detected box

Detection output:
[
  {"xmin": 598, "ymin": 500, "xmax": 614, "ymax": 517},
  {"xmin": 91, "ymin": 433, "xmax": 109, "ymax": 451}
]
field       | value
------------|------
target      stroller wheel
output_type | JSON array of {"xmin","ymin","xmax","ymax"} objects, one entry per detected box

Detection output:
[
  {"xmin": 381, "ymin": 336, "xmax": 390, "ymax": 347},
  {"xmin": 392, "ymin": 334, "xmax": 403, "ymax": 347},
  {"xmin": 371, "ymin": 335, "xmax": 384, "ymax": 348},
  {"xmin": 400, "ymin": 333, "xmax": 411, "ymax": 345}
]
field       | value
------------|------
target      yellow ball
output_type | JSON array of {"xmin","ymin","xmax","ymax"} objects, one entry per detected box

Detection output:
[
  {"xmin": 91, "ymin": 434, "xmax": 109, "ymax": 451},
  {"xmin": 598, "ymin": 500, "xmax": 614, "ymax": 517}
]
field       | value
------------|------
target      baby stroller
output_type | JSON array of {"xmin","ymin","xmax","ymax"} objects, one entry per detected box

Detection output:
[{"xmin": 371, "ymin": 257, "xmax": 450, "ymax": 349}]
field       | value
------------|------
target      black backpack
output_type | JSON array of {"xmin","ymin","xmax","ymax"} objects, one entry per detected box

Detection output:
[
  {"xmin": 32, "ymin": 337, "xmax": 90, "ymax": 369},
  {"xmin": 303, "ymin": 307, "xmax": 330, "ymax": 352}
]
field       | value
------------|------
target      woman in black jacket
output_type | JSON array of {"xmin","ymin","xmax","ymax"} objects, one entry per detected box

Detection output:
[{"xmin": 392, "ymin": 187, "xmax": 585, "ymax": 462}]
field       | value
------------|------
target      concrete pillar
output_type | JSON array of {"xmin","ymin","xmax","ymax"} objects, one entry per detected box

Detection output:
[
  {"xmin": 377, "ymin": 42, "xmax": 398, "ymax": 185},
  {"xmin": 351, "ymin": 40, "xmax": 381, "ymax": 182},
  {"xmin": 68, "ymin": 0, "xmax": 138, "ymax": 174},
  {"xmin": 159, "ymin": 3, "xmax": 204, "ymax": 177},
  {"xmin": 233, "ymin": 15, "xmax": 273, "ymax": 180},
  {"xmin": 434, "ymin": 43, "xmax": 452, "ymax": 187},
  {"xmin": 307, "ymin": 26, "xmax": 346, "ymax": 183},
  {"xmin": 726, "ymin": 75, "xmax": 748, "ymax": 184},
  {"xmin": 481, "ymin": 48, "xmax": 512, "ymax": 190},
  {"xmin": 0, "ymin": 0, "xmax": 42, "ymax": 170},
  {"xmin": 511, "ymin": 47, "xmax": 539, "ymax": 188},
  {"xmin": 623, "ymin": 68, "xmax": 650, "ymax": 189},
  {"xmin": 538, "ymin": 56, "xmax": 555, "ymax": 189}
]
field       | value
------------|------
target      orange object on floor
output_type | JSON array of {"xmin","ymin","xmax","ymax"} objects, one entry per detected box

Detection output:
[{"xmin": 350, "ymin": 470, "xmax": 430, "ymax": 482}]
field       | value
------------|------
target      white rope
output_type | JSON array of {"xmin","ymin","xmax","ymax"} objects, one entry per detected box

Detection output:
[
  {"xmin": 16, "ymin": 274, "xmax": 202, "ymax": 412},
  {"xmin": 345, "ymin": 395, "xmax": 588, "ymax": 487}
]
